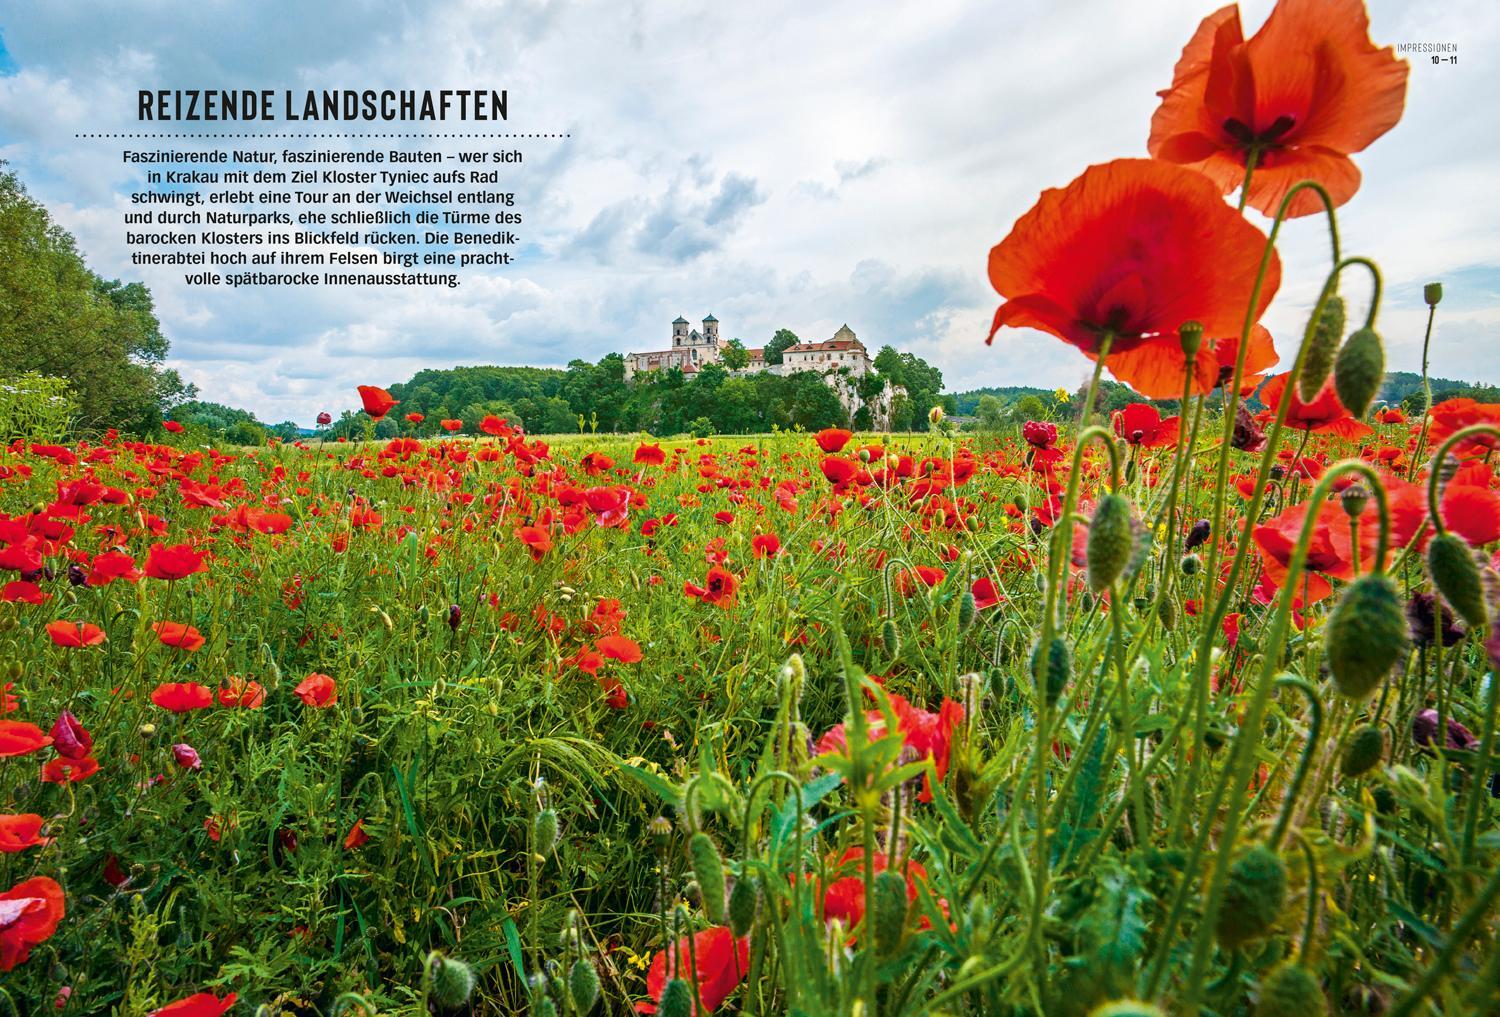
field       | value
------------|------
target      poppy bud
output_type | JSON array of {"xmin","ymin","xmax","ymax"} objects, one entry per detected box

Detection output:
[
  {"xmin": 1158, "ymin": 596, "xmax": 1177, "ymax": 631},
  {"xmin": 1425, "ymin": 282, "xmax": 1443, "ymax": 306},
  {"xmin": 532, "ymin": 808, "xmax": 559, "ymax": 859},
  {"xmin": 1298, "ymin": 294, "xmax": 1346, "ymax": 401},
  {"xmin": 50, "ymin": 711, "xmax": 92, "ymax": 759},
  {"xmin": 1180, "ymin": 553, "xmax": 1201, "ymax": 576},
  {"xmin": 1339, "ymin": 484, "xmax": 1370, "ymax": 519},
  {"xmin": 658, "ymin": 979, "xmax": 693, "ymax": 1017},
  {"xmin": 688, "ymin": 832, "xmax": 727, "ymax": 924},
  {"xmin": 1012, "ymin": 491, "xmax": 1029, "ymax": 512},
  {"xmin": 1427, "ymin": 532, "xmax": 1488, "ymax": 627},
  {"xmin": 447, "ymin": 604, "xmax": 461, "ymax": 631},
  {"xmin": 171, "ymin": 743, "xmax": 202, "ymax": 770},
  {"xmin": 958, "ymin": 591, "xmax": 976, "ymax": 630},
  {"xmin": 871, "ymin": 869, "xmax": 909, "ymax": 957},
  {"xmin": 1326, "ymin": 574, "xmax": 1407, "ymax": 699},
  {"xmin": 1253, "ymin": 962, "xmax": 1327, "ymax": 1017},
  {"xmin": 1178, "ymin": 320, "xmax": 1204, "ymax": 360},
  {"xmin": 1030, "ymin": 636, "xmax": 1071, "ymax": 707},
  {"xmin": 1214, "ymin": 843, "xmax": 1287, "ymax": 950},
  {"xmin": 1087, "ymin": 493, "xmax": 1134, "ymax": 593},
  {"xmin": 1184, "ymin": 518, "xmax": 1212, "ymax": 551},
  {"xmin": 928, "ymin": 405, "xmax": 945, "ymax": 426},
  {"xmin": 881, "ymin": 619, "xmax": 901, "ymax": 657},
  {"xmin": 428, "ymin": 952, "xmax": 476, "ymax": 1010},
  {"xmin": 568, "ymin": 957, "xmax": 600, "ymax": 1014},
  {"xmin": 729, "ymin": 873, "xmax": 760, "ymax": 936},
  {"xmin": 1334, "ymin": 326, "xmax": 1384, "ymax": 418},
  {"xmin": 1341, "ymin": 724, "xmax": 1385, "ymax": 778}
]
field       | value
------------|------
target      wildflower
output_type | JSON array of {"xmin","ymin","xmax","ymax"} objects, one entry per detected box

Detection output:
[
  {"xmin": 0, "ymin": 815, "xmax": 51, "ymax": 853},
  {"xmin": 143, "ymin": 543, "xmax": 207, "ymax": 581},
  {"xmin": 172, "ymin": 743, "xmax": 202, "ymax": 771},
  {"xmin": 0, "ymin": 721, "xmax": 52, "ymax": 757},
  {"xmin": 815, "ymin": 428, "xmax": 853, "ymax": 453},
  {"xmin": 146, "ymin": 992, "xmax": 238, "ymax": 1017},
  {"xmin": 152, "ymin": 622, "xmax": 206, "ymax": 652},
  {"xmin": 44, "ymin": 621, "xmax": 106, "ymax": 648},
  {"xmin": 41, "ymin": 756, "xmax": 99, "ymax": 783},
  {"xmin": 1149, "ymin": 0, "xmax": 1408, "ymax": 217},
  {"xmin": 596, "ymin": 635, "xmax": 643, "ymax": 664},
  {"xmin": 294, "ymin": 672, "xmax": 337, "ymax": 708},
  {"xmin": 150, "ymin": 682, "xmax": 214, "ymax": 713},
  {"xmin": 635, "ymin": 926, "xmax": 749, "ymax": 1015},
  {"xmin": 357, "ymin": 385, "xmax": 398, "ymax": 420},
  {"xmin": 0, "ymin": 876, "xmax": 65, "ymax": 971},
  {"xmin": 48, "ymin": 711, "xmax": 92, "ymax": 760}
]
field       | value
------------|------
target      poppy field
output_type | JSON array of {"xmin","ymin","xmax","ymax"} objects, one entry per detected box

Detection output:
[{"xmin": 5, "ymin": 1, "xmax": 1500, "ymax": 1015}]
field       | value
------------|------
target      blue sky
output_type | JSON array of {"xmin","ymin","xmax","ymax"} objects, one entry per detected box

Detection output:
[{"xmin": 0, "ymin": 1, "xmax": 1496, "ymax": 426}]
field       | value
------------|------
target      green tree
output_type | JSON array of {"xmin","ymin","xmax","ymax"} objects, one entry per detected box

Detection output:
[
  {"xmin": 0, "ymin": 166, "xmax": 194, "ymax": 432},
  {"xmin": 720, "ymin": 338, "xmax": 750, "ymax": 371},
  {"xmin": 764, "ymin": 329, "xmax": 799, "ymax": 366},
  {"xmin": 976, "ymin": 394, "xmax": 1005, "ymax": 431}
]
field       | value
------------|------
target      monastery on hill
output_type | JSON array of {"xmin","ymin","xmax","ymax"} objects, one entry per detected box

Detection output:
[
  {"xmin": 622, "ymin": 315, "xmax": 899, "ymax": 426},
  {"xmin": 623, "ymin": 316, "xmax": 874, "ymax": 380}
]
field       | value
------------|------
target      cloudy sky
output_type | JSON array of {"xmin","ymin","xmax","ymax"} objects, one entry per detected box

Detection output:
[{"xmin": 1, "ymin": 0, "xmax": 1496, "ymax": 427}]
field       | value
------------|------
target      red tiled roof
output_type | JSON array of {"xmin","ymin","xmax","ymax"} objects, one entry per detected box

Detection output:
[{"xmin": 784, "ymin": 339, "xmax": 865, "ymax": 353}]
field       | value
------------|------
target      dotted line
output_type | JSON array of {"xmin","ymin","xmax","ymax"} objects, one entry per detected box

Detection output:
[{"xmin": 76, "ymin": 133, "xmax": 570, "ymax": 139}]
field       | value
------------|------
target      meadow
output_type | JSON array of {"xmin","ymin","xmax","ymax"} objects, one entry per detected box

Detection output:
[{"xmin": 5, "ymin": 1, "xmax": 1500, "ymax": 1015}]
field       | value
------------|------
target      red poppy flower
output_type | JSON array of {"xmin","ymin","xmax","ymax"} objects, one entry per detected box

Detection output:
[
  {"xmin": 633, "ymin": 442, "xmax": 666, "ymax": 465},
  {"xmin": 684, "ymin": 566, "xmax": 739, "ymax": 609},
  {"xmin": 87, "ymin": 550, "xmax": 141, "ymax": 586},
  {"xmin": 0, "ymin": 721, "xmax": 51, "ymax": 757},
  {"xmin": 1112, "ymin": 403, "xmax": 1181, "ymax": 448},
  {"xmin": 1258, "ymin": 372, "xmax": 1372, "ymax": 439},
  {"xmin": 0, "ymin": 814, "xmax": 50, "ymax": 853},
  {"xmin": 515, "ymin": 525, "xmax": 553, "ymax": 562},
  {"xmin": 404, "ymin": 412, "xmax": 424, "ymax": 424},
  {"xmin": 820, "ymin": 456, "xmax": 858, "ymax": 486},
  {"xmin": 294, "ymin": 672, "xmax": 337, "ymax": 708},
  {"xmin": 163, "ymin": 420, "xmax": 184, "ymax": 433},
  {"xmin": 343, "ymin": 819, "xmax": 370, "ymax": 850},
  {"xmin": 636, "ymin": 926, "xmax": 749, "ymax": 1015},
  {"xmin": 1, "ymin": 581, "xmax": 48, "ymax": 605},
  {"xmin": 1428, "ymin": 398, "xmax": 1500, "ymax": 455},
  {"xmin": 596, "ymin": 635, "xmax": 643, "ymax": 664},
  {"xmin": 218, "ymin": 677, "xmax": 266, "ymax": 709},
  {"xmin": 150, "ymin": 682, "xmax": 214, "ymax": 712},
  {"xmin": 153, "ymin": 621, "xmax": 206, "ymax": 652},
  {"xmin": 45, "ymin": 621, "xmax": 106, "ymax": 648},
  {"xmin": 815, "ymin": 428, "xmax": 853, "ymax": 453},
  {"xmin": 817, "ymin": 848, "xmax": 932, "ymax": 932},
  {"xmin": 1085, "ymin": 325, "xmax": 1276, "ymax": 399},
  {"xmin": 0, "ymin": 875, "xmax": 65, "ymax": 971},
  {"xmin": 1148, "ymin": 0, "xmax": 1408, "ymax": 218},
  {"xmin": 479, "ymin": 414, "xmax": 511, "ymax": 437},
  {"xmin": 144, "ymin": 543, "xmax": 206, "ymax": 581},
  {"xmin": 316, "ymin": 411, "xmax": 333, "ymax": 426},
  {"xmin": 751, "ymin": 533, "xmax": 782, "ymax": 558},
  {"xmin": 987, "ymin": 159, "xmax": 1280, "ymax": 375},
  {"xmin": 41, "ymin": 755, "xmax": 99, "ymax": 783},
  {"xmin": 971, "ymin": 576, "xmax": 1003, "ymax": 611},
  {"xmin": 357, "ymin": 385, "xmax": 399, "ymax": 420},
  {"xmin": 49, "ymin": 711, "xmax": 91, "ymax": 760},
  {"xmin": 147, "ymin": 992, "xmax": 238, "ymax": 1017},
  {"xmin": 440, "ymin": 418, "xmax": 463, "ymax": 432}
]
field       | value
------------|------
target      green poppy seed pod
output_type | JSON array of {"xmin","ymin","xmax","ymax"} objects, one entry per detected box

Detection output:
[
  {"xmin": 1325, "ymin": 574, "xmax": 1408, "ymax": 699},
  {"xmin": 1425, "ymin": 282, "xmax": 1443, "ymax": 306},
  {"xmin": 1179, "ymin": 320, "xmax": 1204, "ymax": 361},
  {"xmin": 568, "ymin": 957, "xmax": 601, "ymax": 1014},
  {"xmin": 780, "ymin": 652, "xmax": 806, "ymax": 690},
  {"xmin": 648, "ymin": 815, "xmax": 673, "ymax": 846},
  {"xmin": 881, "ymin": 619, "xmax": 901, "ymax": 657},
  {"xmin": 1180, "ymin": 553, "xmax": 1202, "ymax": 576},
  {"xmin": 1030, "ymin": 636, "xmax": 1071, "ymax": 707},
  {"xmin": 1214, "ymin": 844, "xmax": 1288, "ymax": 950},
  {"xmin": 958, "ymin": 590, "xmax": 977, "ymax": 630},
  {"xmin": 1341, "ymin": 724, "xmax": 1386, "ymax": 778},
  {"xmin": 658, "ymin": 978, "xmax": 693, "ymax": 1017},
  {"xmin": 1087, "ymin": 493, "xmax": 1134, "ymax": 594},
  {"xmin": 1158, "ymin": 596, "xmax": 1178, "ymax": 632},
  {"xmin": 1339, "ymin": 483, "xmax": 1370, "ymax": 519},
  {"xmin": 871, "ymin": 869, "xmax": 909, "ymax": 957},
  {"xmin": 728, "ymin": 874, "xmax": 761, "ymax": 936},
  {"xmin": 428, "ymin": 953, "xmax": 476, "ymax": 1010},
  {"xmin": 532, "ymin": 808, "xmax": 560, "ymax": 858},
  {"xmin": 1334, "ymin": 326, "xmax": 1384, "ymax": 418},
  {"xmin": 688, "ymin": 832, "xmax": 727, "ymax": 924},
  {"xmin": 1253, "ymin": 962, "xmax": 1328, "ymax": 1017},
  {"xmin": 1087, "ymin": 1003, "xmax": 1168, "ymax": 1017},
  {"xmin": 538, "ymin": 998, "xmax": 559, "ymax": 1017},
  {"xmin": 1427, "ymin": 532, "xmax": 1488, "ymax": 627},
  {"xmin": 1298, "ymin": 294, "xmax": 1346, "ymax": 401}
]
